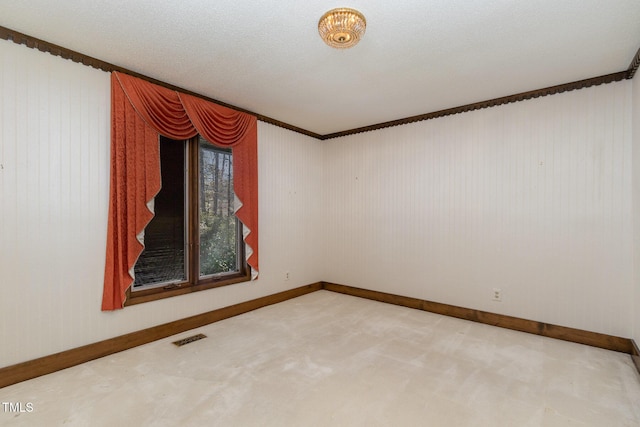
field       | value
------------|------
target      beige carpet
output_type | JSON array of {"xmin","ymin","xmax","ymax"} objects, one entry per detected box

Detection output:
[{"xmin": 1, "ymin": 290, "xmax": 639, "ymax": 426}]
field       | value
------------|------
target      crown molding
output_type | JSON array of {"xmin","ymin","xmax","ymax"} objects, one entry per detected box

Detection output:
[
  {"xmin": 0, "ymin": 25, "xmax": 322, "ymax": 140},
  {"xmin": 627, "ymin": 46, "xmax": 640, "ymax": 79},
  {"xmin": 1, "ymin": 25, "xmax": 638, "ymax": 141},
  {"xmin": 321, "ymin": 71, "xmax": 628, "ymax": 139}
]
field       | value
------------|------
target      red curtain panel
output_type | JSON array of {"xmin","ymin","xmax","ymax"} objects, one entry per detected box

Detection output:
[{"xmin": 102, "ymin": 72, "xmax": 258, "ymax": 311}]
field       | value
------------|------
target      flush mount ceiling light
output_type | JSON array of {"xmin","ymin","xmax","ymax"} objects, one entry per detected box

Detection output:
[{"xmin": 318, "ymin": 7, "xmax": 366, "ymax": 49}]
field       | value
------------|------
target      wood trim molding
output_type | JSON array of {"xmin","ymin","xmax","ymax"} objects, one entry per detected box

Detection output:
[
  {"xmin": 0, "ymin": 283, "xmax": 322, "ymax": 389},
  {"xmin": 627, "ymin": 47, "xmax": 640, "ymax": 79},
  {"xmin": 0, "ymin": 25, "xmax": 323, "ymax": 140},
  {"xmin": 2, "ymin": 281, "xmax": 638, "ymax": 388},
  {"xmin": 2, "ymin": 25, "xmax": 639, "ymax": 142},
  {"xmin": 320, "ymin": 72, "xmax": 627, "ymax": 139},
  {"xmin": 632, "ymin": 340, "xmax": 640, "ymax": 376},
  {"xmin": 321, "ymin": 282, "xmax": 634, "ymax": 355},
  {"xmin": 0, "ymin": 25, "xmax": 115, "ymax": 72}
]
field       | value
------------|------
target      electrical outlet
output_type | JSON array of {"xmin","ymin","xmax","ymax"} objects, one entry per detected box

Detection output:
[
  {"xmin": 492, "ymin": 288, "xmax": 502, "ymax": 302},
  {"xmin": 285, "ymin": 271, "xmax": 290, "ymax": 281}
]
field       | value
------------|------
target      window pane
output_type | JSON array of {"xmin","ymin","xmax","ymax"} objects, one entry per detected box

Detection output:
[
  {"xmin": 133, "ymin": 137, "xmax": 187, "ymax": 288},
  {"xmin": 199, "ymin": 137, "xmax": 238, "ymax": 277}
]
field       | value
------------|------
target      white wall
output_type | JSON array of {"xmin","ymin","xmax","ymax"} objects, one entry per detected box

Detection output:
[
  {"xmin": 633, "ymin": 74, "xmax": 640, "ymax": 344},
  {"xmin": 0, "ymin": 40, "xmax": 324, "ymax": 368},
  {"xmin": 1, "ymin": 37, "xmax": 638, "ymax": 369},
  {"xmin": 323, "ymin": 82, "xmax": 634, "ymax": 338}
]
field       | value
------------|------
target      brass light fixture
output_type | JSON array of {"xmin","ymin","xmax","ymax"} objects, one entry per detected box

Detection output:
[{"xmin": 318, "ymin": 8, "xmax": 366, "ymax": 49}]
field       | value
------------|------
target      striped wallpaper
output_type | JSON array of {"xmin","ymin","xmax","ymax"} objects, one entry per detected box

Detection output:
[
  {"xmin": 323, "ymin": 81, "xmax": 633, "ymax": 337},
  {"xmin": 633, "ymin": 75, "xmax": 640, "ymax": 344},
  {"xmin": 0, "ymin": 40, "xmax": 324, "ymax": 367},
  {"xmin": 0, "ymin": 36, "xmax": 638, "ymax": 367}
]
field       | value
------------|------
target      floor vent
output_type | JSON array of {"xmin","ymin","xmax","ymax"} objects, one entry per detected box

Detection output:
[{"xmin": 172, "ymin": 333, "xmax": 207, "ymax": 347}]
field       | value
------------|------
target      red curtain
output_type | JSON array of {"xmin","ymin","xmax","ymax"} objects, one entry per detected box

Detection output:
[{"xmin": 102, "ymin": 72, "xmax": 258, "ymax": 311}]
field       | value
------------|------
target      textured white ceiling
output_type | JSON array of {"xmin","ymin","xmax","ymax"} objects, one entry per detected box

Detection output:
[{"xmin": 2, "ymin": 1, "xmax": 640, "ymax": 135}]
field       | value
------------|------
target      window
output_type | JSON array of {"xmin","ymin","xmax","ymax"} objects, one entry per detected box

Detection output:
[
  {"xmin": 102, "ymin": 71, "xmax": 258, "ymax": 311},
  {"xmin": 125, "ymin": 135, "xmax": 249, "ymax": 305}
]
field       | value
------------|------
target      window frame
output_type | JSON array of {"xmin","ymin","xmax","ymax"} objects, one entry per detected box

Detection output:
[{"xmin": 124, "ymin": 135, "xmax": 250, "ymax": 307}]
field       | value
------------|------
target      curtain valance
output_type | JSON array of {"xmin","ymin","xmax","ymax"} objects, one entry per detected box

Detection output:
[{"xmin": 102, "ymin": 72, "xmax": 258, "ymax": 311}]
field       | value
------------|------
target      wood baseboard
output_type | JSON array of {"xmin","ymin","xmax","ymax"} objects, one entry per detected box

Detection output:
[
  {"xmin": 3, "ymin": 281, "xmax": 638, "ymax": 388},
  {"xmin": 632, "ymin": 340, "xmax": 640, "ymax": 376},
  {"xmin": 321, "ymin": 282, "xmax": 634, "ymax": 355},
  {"xmin": 0, "ymin": 283, "xmax": 322, "ymax": 389}
]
